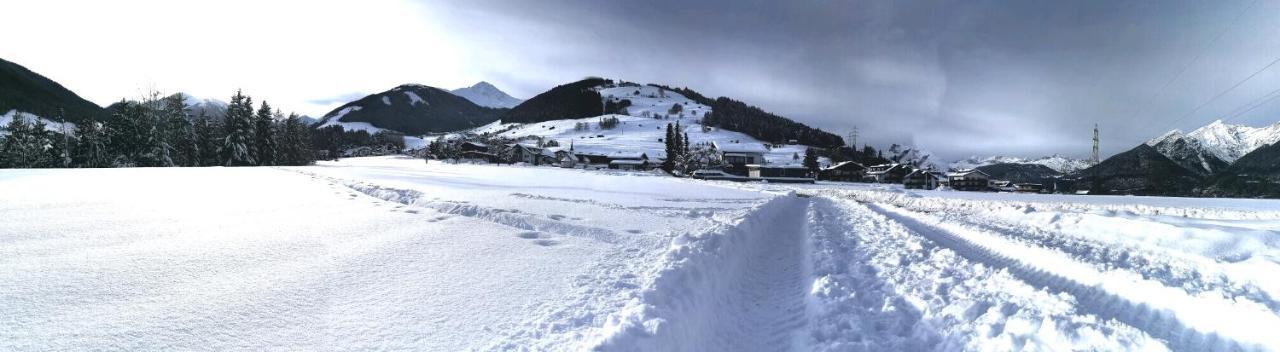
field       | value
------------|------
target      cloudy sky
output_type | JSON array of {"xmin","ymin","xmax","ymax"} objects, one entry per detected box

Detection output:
[{"xmin": 5, "ymin": 0, "xmax": 1280, "ymax": 161}]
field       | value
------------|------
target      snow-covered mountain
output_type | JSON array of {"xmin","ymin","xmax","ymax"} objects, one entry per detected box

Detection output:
[
  {"xmin": 950, "ymin": 154, "xmax": 1091, "ymax": 173},
  {"xmin": 175, "ymin": 93, "xmax": 228, "ymax": 119},
  {"xmin": 1182, "ymin": 119, "xmax": 1280, "ymax": 163},
  {"xmin": 316, "ymin": 84, "xmax": 503, "ymax": 135},
  {"xmin": 1144, "ymin": 130, "xmax": 1229, "ymax": 176},
  {"xmin": 450, "ymin": 82, "xmax": 523, "ymax": 109}
]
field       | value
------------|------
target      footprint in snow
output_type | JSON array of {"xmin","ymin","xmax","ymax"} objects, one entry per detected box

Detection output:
[
  {"xmin": 625, "ymin": 229, "xmax": 643, "ymax": 234},
  {"xmin": 548, "ymin": 214, "xmax": 567, "ymax": 220},
  {"xmin": 516, "ymin": 231, "xmax": 542, "ymax": 239},
  {"xmin": 404, "ymin": 209, "xmax": 420, "ymax": 214},
  {"xmin": 533, "ymin": 239, "xmax": 559, "ymax": 247}
]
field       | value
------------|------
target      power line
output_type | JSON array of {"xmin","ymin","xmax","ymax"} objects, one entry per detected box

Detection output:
[
  {"xmin": 1159, "ymin": 54, "xmax": 1280, "ymax": 132},
  {"xmin": 1221, "ymin": 85, "xmax": 1280, "ymax": 124},
  {"xmin": 1132, "ymin": 0, "xmax": 1259, "ymax": 121}
]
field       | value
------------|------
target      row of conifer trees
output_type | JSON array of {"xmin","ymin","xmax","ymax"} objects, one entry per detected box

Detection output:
[{"xmin": 0, "ymin": 91, "xmax": 315, "ymax": 168}]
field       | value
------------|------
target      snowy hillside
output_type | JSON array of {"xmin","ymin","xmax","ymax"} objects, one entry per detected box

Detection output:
[
  {"xmin": 450, "ymin": 81, "xmax": 523, "ymax": 108},
  {"xmin": 467, "ymin": 84, "xmax": 815, "ymax": 165},
  {"xmin": 0, "ymin": 109, "xmax": 77, "ymax": 135},
  {"xmin": 315, "ymin": 84, "xmax": 502, "ymax": 135},
  {"xmin": 1144, "ymin": 129, "xmax": 1229, "ymax": 175},
  {"xmin": 950, "ymin": 154, "xmax": 1091, "ymax": 173},
  {"xmin": 178, "ymin": 93, "xmax": 228, "ymax": 119},
  {"xmin": 1184, "ymin": 119, "xmax": 1280, "ymax": 163},
  {"xmin": 5, "ymin": 156, "xmax": 1279, "ymax": 350}
]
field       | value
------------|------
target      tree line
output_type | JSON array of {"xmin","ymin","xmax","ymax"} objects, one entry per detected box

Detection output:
[{"xmin": 0, "ymin": 90, "xmax": 315, "ymax": 168}]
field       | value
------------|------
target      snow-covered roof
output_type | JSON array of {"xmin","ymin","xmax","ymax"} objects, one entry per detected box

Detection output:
[
  {"xmin": 713, "ymin": 141, "xmax": 768, "ymax": 154},
  {"xmin": 823, "ymin": 161, "xmax": 865, "ymax": 171},
  {"xmin": 946, "ymin": 169, "xmax": 990, "ymax": 178},
  {"xmin": 608, "ymin": 152, "xmax": 648, "ymax": 160},
  {"xmin": 609, "ymin": 159, "xmax": 647, "ymax": 165}
]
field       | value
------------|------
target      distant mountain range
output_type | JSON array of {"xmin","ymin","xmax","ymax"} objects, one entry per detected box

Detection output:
[
  {"xmin": 1076, "ymin": 119, "xmax": 1280, "ymax": 196},
  {"xmin": 450, "ymin": 82, "xmax": 523, "ymax": 109},
  {"xmin": 950, "ymin": 154, "xmax": 1091, "ymax": 174}
]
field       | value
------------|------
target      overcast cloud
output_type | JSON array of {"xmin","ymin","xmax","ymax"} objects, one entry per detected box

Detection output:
[{"xmin": 4, "ymin": 0, "xmax": 1280, "ymax": 161}]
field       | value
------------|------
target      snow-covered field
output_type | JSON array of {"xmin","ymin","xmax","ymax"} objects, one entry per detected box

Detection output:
[{"xmin": 3, "ymin": 156, "xmax": 1278, "ymax": 351}]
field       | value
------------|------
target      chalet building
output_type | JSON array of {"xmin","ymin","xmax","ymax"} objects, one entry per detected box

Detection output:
[
  {"xmin": 819, "ymin": 161, "xmax": 867, "ymax": 182},
  {"xmin": 575, "ymin": 152, "xmax": 611, "ymax": 167},
  {"xmin": 460, "ymin": 141, "xmax": 489, "ymax": 153},
  {"xmin": 509, "ymin": 144, "xmax": 542, "ymax": 165},
  {"xmin": 1015, "ymin": 183, "xmax": 1046, "ymax": 193},
  {"xmin": 904, "ymin": 169, "xmax": 946, "ymax": 189},
  {"xmin": 554, "ymin": 150, "xmax": 577, "ymax": 168},
  {"xmin": 989, "ymin": 180, "xmax": 1018, "ymax": 192},
  {"xmin": 747, "ymin": 165, "xmax": 815, "ymax": 183},
  {"xmin": 946, "ymin": 169, "xmax": 991, "ymax": 191},
  {"xmin": 865, "ymin": 163, "xmax": 909, "ymax": 183},
  {"xmin": 713, "ymin": 142, "xmax": 768, "ymax": 176},
  {"xmin": 607, "ymin": 152, "xmax": 652, "ymax": 170}
]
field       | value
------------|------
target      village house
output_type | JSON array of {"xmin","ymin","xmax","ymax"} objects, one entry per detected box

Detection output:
[
  {"xmin": 904, "ymin": 169, "xmax": 947, "ymax": 189},
  {"xmin": 818, "ymin": 161, "xmax": 867, "ymax": 182},
  {"xmin": 607, "ymin": 152, "xmax": 652, "ymax": 170},
  {"xmin": 747, "ymin": 165, "xmax": 815, "ymax": 183},
  {"xmin": 1015, "ymin": 183, "xmax": 1046, "ymax": 193},
  {"xmin": 946, "ymin": 169, "xmax": 991, "ymax": 191},
  {"xmin": 864, "ymin": 163, "xmax": 909, "ymax": 183},
  {"xmin": 713, "ymin": 142, "xmax": 768, "ymax": 176},
  {"xmin": 459, "ymin": 141, "xmax": 500, "ymax": 163}
]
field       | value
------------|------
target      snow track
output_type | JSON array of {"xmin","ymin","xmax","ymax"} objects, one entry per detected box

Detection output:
[
  {"xmin": 594, "ymin": 195, "xmax": 812, "ymax": 351},
  {"xmin": 865, "ymin": 202, "xmax": 1280, "ymax": 351}
]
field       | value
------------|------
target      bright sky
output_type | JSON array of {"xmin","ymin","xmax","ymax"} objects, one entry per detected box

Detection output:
[{"xmin": 3, "ymin": 0, "xmax": 481, "ymax": 117}]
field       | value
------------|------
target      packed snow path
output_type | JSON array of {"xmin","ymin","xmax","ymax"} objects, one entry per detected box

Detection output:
[{"xmin": 3, "ymin": 157, "xmax": 1279, "ymax": 351}]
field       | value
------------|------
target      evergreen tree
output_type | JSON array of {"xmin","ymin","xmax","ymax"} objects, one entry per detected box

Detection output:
[
  {"xmin": 253, "ymin": 102, "xmax": 277, "ymax": 166},
  {"xmin": 164, "ymin": 93, "xmax": 198, "ymax": 166},
  {"xmin": 803, "ymin": 148, "xmax": 819, "ymax": 171},
  {"xmin": 193, "ymin": 113, "xmax": 222, "ymax": 166},
  {"xmin": 75, "ymin": 117, "xmax": 109, "ymax": 168},
  {"xmin": 662, "ymin": 123, "xmax": 675, "ymax": 172},
  {"xmin": 221, "ymin": 90, "xmax": 256, "ymax": 166}
]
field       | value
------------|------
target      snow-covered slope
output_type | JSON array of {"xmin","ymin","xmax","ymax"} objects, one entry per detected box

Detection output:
[
  {"xmin": 450, "ymin": 82, "xmax": 523, "ymax": 109},
  {"xmin": 1144, "ymin": 129, "xmax": 1230, "ymax": 176},
  {"xmin": 315, "ymin": 84, "xmax": 502, "ymax": 135},
  {"xmin": 0, "ymin": 109, "xmax": 77, "ymax": 135},
  {"xmin": 178, "ymin": 93, "xmax": 228, "ymax": 119},
  {"xmin": 465, "ymin": 84, "xmax": 815, "ymax": 165},
  {"xmin": 1184, "ymin": 119, "xmax": 1280, "ymax": 163},
  {"xmin": 950, "ymin": 154, "xmax": 1091, "ymax": 173}
]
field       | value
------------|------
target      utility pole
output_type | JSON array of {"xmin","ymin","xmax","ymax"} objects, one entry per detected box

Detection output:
[
  {"xmin": 1091, "ymin": 123, "xmax": 1100, "ymax": 165},
  {"xmin": 847, "ymin": 126, "xmax": 858, "ymax": 149}
]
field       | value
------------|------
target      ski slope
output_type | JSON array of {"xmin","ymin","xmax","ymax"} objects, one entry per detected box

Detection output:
[{"xmin": 3, "ymin": 156, "xmax": 1278, "ymax": 351}]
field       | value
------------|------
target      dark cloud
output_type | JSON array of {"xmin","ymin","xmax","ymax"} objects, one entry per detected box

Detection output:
[{"xmin": 423, "ymin": 0, "xmax": 1280, "ymax": 161}]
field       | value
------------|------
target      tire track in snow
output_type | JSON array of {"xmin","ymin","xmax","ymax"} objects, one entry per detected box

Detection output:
[
  {"xmin": 865, "ymin": 202, "xmax": 1280, "ymax": 352},
  {"xmin": 289, "ymin": 170, "xmax": 626, "ymax": 244},
  {"xmin": 593, "ymin": 195, "xmax": 811, "ymax": 351},
  {"xmin": 933, "ymin": 210, "xmax": 1280, "ymax": 314}
]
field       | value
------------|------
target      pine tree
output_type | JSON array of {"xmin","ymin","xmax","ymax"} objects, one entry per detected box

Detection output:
[
  {"xmin": 662, "ymin": 123, "xmax": 675, "ymax": 172},
  {"xmin": 193, "ymin": 113, "xmax": 222, "ymax": 166},
  {"xmin": 253, "ymin": 102, "xmax": 277, "ymax": 166},
  {"xmin": 138, "ymin": 91, "xmax": 174, "ymax": 167},
  {"xmin": 164, "ymin": 93, "xmax": 198, "ymax": 166},
  {"xmin": 221, "ymin": 90, "xmax": 256, "ymax": 166},
  {"xmin": 803, "ymin": 148, "xmax": 819, "ymax": 171},
  {"xmin": 75, "ymin": 117, "xmax": 109, "ymax": 168}
]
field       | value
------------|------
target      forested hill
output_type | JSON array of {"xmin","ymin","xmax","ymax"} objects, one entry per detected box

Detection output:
[
  {"xmin": 503, "ymin": 77, "xmax": 843, "ymax": 148},
  {"xmin": 0, "ymin": 57, "xmax": 105, "ymax": 123},
  {"xmin": 702, "ymin": 97, "xmax": 843, "ymax": 148},
  {"xmin": 501, "ymin": 78, "xmax": 617, "ymax": 124}
]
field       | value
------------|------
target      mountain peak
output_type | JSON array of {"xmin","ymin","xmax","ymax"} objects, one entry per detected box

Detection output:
[{"xmin": 451, "ymin": 82, "xmax": 523, "ymax": 109}]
